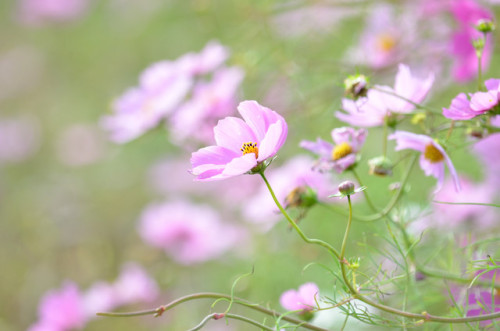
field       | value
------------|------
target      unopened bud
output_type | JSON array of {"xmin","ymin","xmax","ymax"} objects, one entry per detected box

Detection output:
[
  {"xmin": 476, "ymin": 19, "xmax": 495, "ymax": 33},
  {"xmin": 284, "ymin": 186, "xmax": 317, "ymax": 209},
  {"xmin": 473, "ymin": 37, "xmax": 485, "ymax": 57},
  {"xmin": 466, "ymin": 127, "xmax": 486, "ymax": 139},
  {"xmin": 338, "ymin": 181, "xmax": 355, "ymax": 195},
  {"xmin": 368, "ymin": 156, "xmax": 393, "ymax": 177},
  {"xmin": 344, "ymin": 74, "xmax": 369, "ymax": 100},
  {"xmin": 411, "ymin": 113, "xmax": 426, "ymax": 125}
]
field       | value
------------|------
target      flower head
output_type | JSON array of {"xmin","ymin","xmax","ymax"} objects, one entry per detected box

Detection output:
[
  {"xmin": 190, "ymin": 100, "xmax": 288, "ymax": 181},
  {"xmin": 389, "ymin": 131, "xmax": 460, "ymax": 192},
  {"xmin": 280, "ymin": 283, "xmax": 319, "ymax": 313},
  {"xmin": 300, "ymin": 127, "xmax": 367, "ymax": 173},
  {"xmin": 336, "ymin": 64, "xmax": 434, "ymax": 127}
]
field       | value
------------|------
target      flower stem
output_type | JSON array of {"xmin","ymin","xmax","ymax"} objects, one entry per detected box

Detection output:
[
  {"xmin": 259, "ymin": 171, "xmax": 340, "ymax": 259},
  {"xmin": 351, "ymin": 168, "xmax": 378, "ymax": 213},
  {"xmin": 188, "ymin": 313, "xmax": 275, "ymax": 331}
]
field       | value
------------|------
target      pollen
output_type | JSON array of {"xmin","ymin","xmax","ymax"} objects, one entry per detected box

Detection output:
[
  {"xmin": 424, "ymin": 143, "xmax": 444, "ymax": 163},
  {"xmin": 376, "ymin": 33, "xmax": 396, "ymax": 52},
  {"xmin": 240, "ymin": 142, "xmax": 259, "ymax": 158},
  {"xmin": 332, "ymin": 142, "xmax": 353, "ymax": 160}
]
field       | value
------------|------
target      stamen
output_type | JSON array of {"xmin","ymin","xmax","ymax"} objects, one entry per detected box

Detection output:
[
  {"xmin": 376, "ymin": 33, "xmax": 396, "ymax": 52},
  {"xmin": 424, "ymin": 143, "xmax": 444, "ymax": 163},
  {"xmin": 332, "ymin": 142, "xmax": 353, "ymax": 160},
  {"xmin": 240, "ymin": 142, "xmax": 259, "ymax": 158}
]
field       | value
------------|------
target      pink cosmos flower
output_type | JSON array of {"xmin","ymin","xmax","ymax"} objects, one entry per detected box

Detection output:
[
  {"xmin": 190, "ymin": 100, "xmax": 288, "ymax": 181},
  {"xmin": 29, "ymin": 282, "xmax": 86, "ymax": 331},
  {"xmin": 443, "ymin": 79, "xmax": 500, "ymax": 120},
  {"xmin": 17, "ymin": 0, "xmax": 89, "ymax": 26},
  {"xmin": 280, "ymin": 283, "xmax": 319, "ymax": 313},
  {"xmin": 243, "ymin": 156, "xmax": 336, "ymax": 229},
  {"xmin": 449, "ymin": 0, "xmax": 493, "ymax": 82},
  {"xmin": 138, "ymin": 200, "xmax": 242, "ymax": 264},
  {"xmin": 389, "ymin": 131, "xmax": 460, "ymax": 193},
  {"xmin": 336, "ymin": 64, "xmax": 434, "ymax": 127},
  {"xmin": 169, "ymin": 66, "xmax": 245, "ymax": 145},
  {"xmin": 300, "ymin": 127, "xmax": 367, "ymax": 173},
  {"xmin": 101, "ymin": 61, "xmax": 192, "ymax": 143},
  {"xmin": 112, "ymin": 263, "xmax": 159, "ymax": 306},
  {"xmin": 175, "ymin": 41, "xmax": 230, "ymax": 76}
]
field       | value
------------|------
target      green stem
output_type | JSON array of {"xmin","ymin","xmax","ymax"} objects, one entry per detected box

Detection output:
[
  {"xmin": 340, "ymin": 196, "xmax": 353, "ymax": 262},
  {"xmin": 98, "ymin": 292, "xmax": 329, "ymax": 331},
  {"xmin": 259, "ymin": 171, "xmax": 340, "ymax": 259},
  {"xmin": 477, "ymin": 51, "xmax": 483, "ymax": 91},
  {"xmin": 351, "ymin": 168, "xmax": 378, "ymax": 213},
  {"xmin": 338, "ymin": 194, "xmax": 500, "ymax": 323},
  {"xmin": 188, "ymin": 313, "xmax": 275, "ymax": 331}
]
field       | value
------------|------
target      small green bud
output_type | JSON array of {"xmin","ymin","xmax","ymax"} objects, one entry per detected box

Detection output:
[
  {"xmin": 344, "ymin": 74, "xmax": 369, "ymax": 100},
  {"xmin": 284, "ymin": 186, "xmax": 318, "ymax": 209},
  {"xmin": 368, "ymin": 156, "xmax": 393, "ymax": 177},
  {"xmin": 475, "ymin": 19, "xmax": 495, "ymax": 33},
  {"xmin": 330, "ymin": 181, "xmax": 366, "ymax": 199}
]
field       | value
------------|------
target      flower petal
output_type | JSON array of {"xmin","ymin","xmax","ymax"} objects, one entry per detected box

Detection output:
[
  {"xmin": 238, "ymin": 100, "xmax": 282, "ymax": 141},
  {"xmin": 214, "ymin": 117, "xmax": 257, "ymax": 153},
  {"xmin": 257, "ymin": 120, "xmax": 287, "ymax": 162},
  {"xmin": 300, "ymin": 138, "xmax": 333, "ymax": 159},
  {"xmin": 221, "ymin": 153, "xmax": 257, "ymax": 177},
  {"xmin": 191, "ymin": 146, "xmax": 238, "ymax": 175}
]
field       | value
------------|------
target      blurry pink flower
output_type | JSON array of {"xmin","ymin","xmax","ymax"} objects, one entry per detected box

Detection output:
[
  {"xmin": 30, "ymin": 282, "xmax": 86, "ymax": 331},
  {"xmin": 443, "ymin": 79, "xmax": 500, "ymax": 119},
  {"xmin": 300, "ymin": 127, "xmax": 366, "ymax": 173},
  {"xmin": 169, "ymin": 66, "xmax": 244, "ymax": 145},
  {"xmin": 176, "ymin": 41, "xmax": 230, "ymax": 76},
  {"xmin": 190, "ymin": 100, "xmax": 288, "ymax": 181},
  {"xmin": 472, "ymin": 132, "xmax": 500, "ymax": 186},
  {"xmin": 0, "ymin": 116, "xmax": 40, "ymax": 163},
  {"xmin": 336, "ymin": 64, "xmax": 434, "ymax": 127},
  {"xmin": 101, "ymin": 61, "xmax": 192, "ymax": 143},
  {"xmin": 82, "ymin": 282, "xmax": 117, "ymax": 316},
  {"xmin": 243, "ymin": 156, "xmax": 335, "ymax": 229},
  {"xmin": 449, "ymin": 0, "xmax": 493, "ymax": 82},
  {"xmin": 430, "ymin": 177, "xmax": 497, "ymax": 229},
  {"xmin": 138, "ymin": 200, "xmax": 242, "ymax": 264},
  {"xmin": 280, "ymin": 283, "xmax": 319, "ymax": 312},
  {"xmin": 389, "ymin": 131, "xmax": 460, "ymax": 192},
  {"xmin": 112, "ymin": 263, "xmax": 159, "ymax": 305},
  {"xmin": 56, "ymin": 124, "xmax": 106, "ymax": 166},
  {"xmin": 18, "ymin": 0, "xmax": 89, "ymax": 26}
]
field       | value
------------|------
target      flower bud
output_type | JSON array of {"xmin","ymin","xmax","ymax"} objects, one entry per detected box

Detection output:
[
  {"xmin": 344, "ymin": 74, "xmax": 368, "ymax": 100},
  {"xmin": 368, "ymin": 156, "xmax": 393, "ymax": 177},
  {"xmin": 475, "ymin": 19, "xmax": 495, "ymax": 33},
  {"xmin": 338, "ymin": 181, "xmax": 355, "ymax": 196},
  {"xmin": 284, "ymin": 186, "xmax": 318, "ymax": 209}
]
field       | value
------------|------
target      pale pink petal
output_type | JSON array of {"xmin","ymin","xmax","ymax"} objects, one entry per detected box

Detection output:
[
  {"xmin": 443, "ymin": 93, "xmax": 477, "ymax": 120},
  {"xmin": 280, "ymin": 290, "xmax": 302, "ymax": 311},
  {"xmin": 191, "ymin": 146, "xmax": 238, "ymax": 176},
  {"xmin": 470, "ymin": 91, "xmax": 498, "ymax": 112},
  {"xmin": 221, "ymin": 154, "xmax": 257, "ymax": 177},
  {"xmin": 214, "ymin": 117, "xmax": 256, "ymax": 153},
  {"xmin": 389, "ymin": 131, "xmax": 429, "ymax": 153},
  {"xmin": 298, "ymin": 282, "xmax": 319, "ymax": 307},
  {"xmin": 257, "ymin": 120, "xmax": 286, "ymax": 161},
  {"xmin": 238, "ymin": 100, "xmax": 281, "ymax": 141},
  {"xmin": 300, "ymin": 138, "xmax": 333, "ymax": 159},
  {"xmin": 485, "ymin": 78, "xmax": 500, "ymax": 91}
]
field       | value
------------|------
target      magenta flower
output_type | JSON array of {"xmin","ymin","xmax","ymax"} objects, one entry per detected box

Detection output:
[
  {"xmin": 29, "ymin": 282, "xmax": 86, "ymax": 331},
  {"xmin": 300, "ymin": 127, "xmax": 367, "ymax": 173},
  {"xmin": 449, "ymin": 0, "xmax": 493, "ymax": 82},
  {"xmin": 443, "ymin": 79, "xmax": 500, "ymax": 120},
  {"xmin": 190, "ymin": 100, "xmax": 288, "ymax": 181},
  {"xmin": 138, "ymin": 200, "xmax": 243, "ymax": 264},
  {"xmin": 336, "ymin": 64, "xmax": 434, "ymax": 127},
  {"xmin": 389, "ymin": 131, "xmax": 460, "ymax": 192},
  {"xmin": 280, "ymin": 282, "xmax": 319, "ymax": 313}
]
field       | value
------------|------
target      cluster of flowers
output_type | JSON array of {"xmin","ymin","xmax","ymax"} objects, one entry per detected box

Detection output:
[
  {"xmin": 29, "ymin": 263, "xmax": 158, "ymax": 331},
  {"xmin": 101, "ymin": 41, "xmax": 244, "ymax": 146}
]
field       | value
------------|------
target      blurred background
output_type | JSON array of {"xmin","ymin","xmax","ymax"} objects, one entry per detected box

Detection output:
[{"xmin": 1, "ymin": 0, "xmax": 500, "ymax": 330}]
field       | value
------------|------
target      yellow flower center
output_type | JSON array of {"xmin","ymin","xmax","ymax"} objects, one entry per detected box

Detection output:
[
  {"xmin": 424, "ymin": 143, "xmax": 444, "ymax": 163},
  {"xmin": 240, "ymin": 142, "xmax": 259, "ymax": 158},
  {"xmin": 332, "ymin": 142, "xmax": 353, "ymax": 161},
  {"xmin": 376, "ymin": 33, "xmax": 396, "ymax": 52}
]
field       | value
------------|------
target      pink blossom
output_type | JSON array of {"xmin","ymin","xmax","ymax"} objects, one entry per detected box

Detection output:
[
  {"xmin": 388, "ymin": 131, "xmax": 460, "ymax": 193},
  {"xmin": 176, "ymin": 41, "xmax": 229, "ymax": 76},
  {"xmin": 82, "ymin": 282, "xmax": 117, "ymax": 317},
  {"xmin": 280, "ymin": 283, "xmax": 319, "ymax": 312},
  {"xmin": 101, "ymin": 62, "xmax": 192, "ymax": 143},
  {"xmin": 190, "ymin": 100, "xmax": 288, "ymax": 181},
  {"xmin": 112, "ymin": 263, "xmax": 159, "ymax": 305},
  {"xmin": 443, "ymin": 79, "xmax": 500, "ymax": 119},
  {"xmin": 336, "ymin": 64, "xmax": 434, "ymax": 127},
  {"xmin": 17, "ymin": 0, "xmax": 89, "ymax": 26},
  {"xmin": 30, "ymin": 282, "xmax": 86, "ymax": 331},
  {"xmin": 0, "ymin": 116, "xmax": 40, "ymax": 163},
  {"xmin": 449, "ymin": 0, "xmax": 493, "ymax": 82},
  {"xmin": 243, "ymin": 156, "xmax": 335, "ymax": 229},
  {"xmin": 138, "ymin": 200, "xmax": 242, "ymax": 264},
  {"xmin": 472, "ymin": 132, "xmax": 500, "ymax": 187},
  {"xmin": 300, "ymin": 127, "xmax": 366, "ymax": 173},
  {"xmin": 169, "ymin": 66, "xmax": 244, "ymax": 145},
  {"xmin": 430, "ymin": 177, "xmax": 496, "ymax": 229}
]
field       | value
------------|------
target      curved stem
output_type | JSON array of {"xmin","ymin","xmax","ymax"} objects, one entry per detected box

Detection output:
[
  {"xmin": 259, "ymin": 171, "xmax": 340, "ymax": 259},
  {"xmin": 338, "ymin": 195, "xmax": 500, "ymax": 324},
  {"xmin": 98, "ymin": 292, "xmax": 329, "ymax": 331},
  {"xmin": 188, "ymin": 313, "xmax": 275, "ymax": 331}
]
